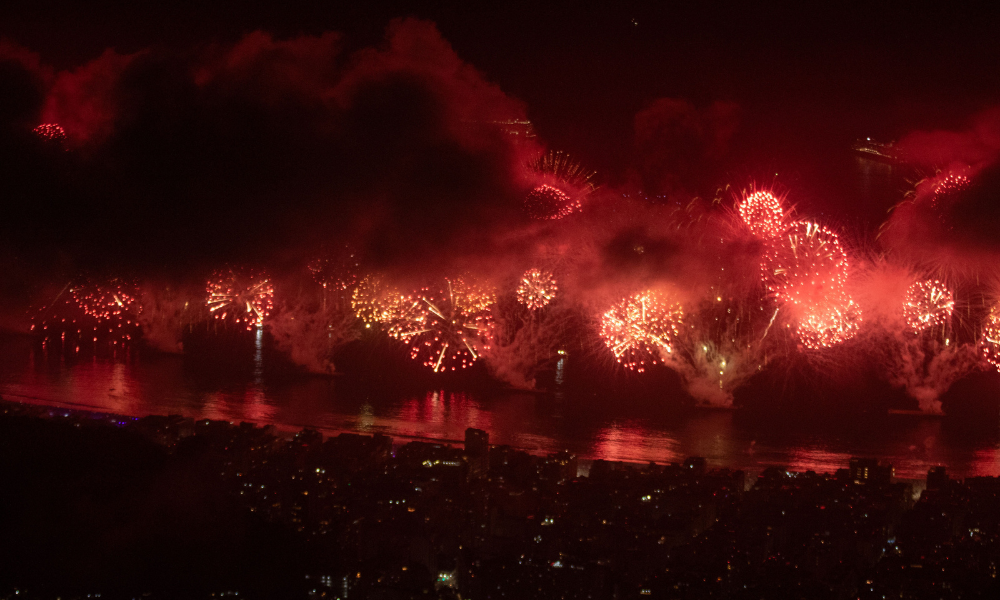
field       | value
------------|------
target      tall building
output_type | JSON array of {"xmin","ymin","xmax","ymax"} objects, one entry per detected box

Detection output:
[
  {"xmin": 684, "ymin": 456, "xmax": 707, "ymax": 476},
  {"xmin": 849, "ymin": 457, "xmax": 892, "ymax": 485},
  {"xmin": 927, "ymin": 466, "xmax": 949, "ymax": 491},
  {"xmin": 465, "ymin": 428, "xmax": 489, "ymax": 479},
  {"xmin": 543, "ymin": 450, "xmax": 578, "ymax": 483}
]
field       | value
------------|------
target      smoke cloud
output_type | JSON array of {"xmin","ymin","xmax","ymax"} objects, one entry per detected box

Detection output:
[{"xmin": 8, "ymin": 21, "xmax": 1000, "ymax": 414}]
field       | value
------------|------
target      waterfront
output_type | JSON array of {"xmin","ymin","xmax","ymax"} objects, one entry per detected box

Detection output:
[{"xmin": 3, "ymin": 335, "xmax": 999, "ymax": 481}]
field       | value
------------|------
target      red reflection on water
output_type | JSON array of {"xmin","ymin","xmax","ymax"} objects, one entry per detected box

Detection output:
[
  {"xmin": 389, "ymin": 391, "xmax": 493, "ymax": 441},
  {"xmin": 195, "ymin": 388, "xmax": 274, "ymax": 424},
  {"xmin": 591, "ymin": 421, "xmax": 681, "ymax": 464},
  {"xmin": 966, "ymin": 449, "xmax": 1000, "ymax": 478},
  {"xmin": 241, "ymin": 388, "xmax": 274, "ymax": 422},
  {"xmin": 785, "ymin": 448, "xmax": 851, "ymax": 475},
  {"xmin": 5, "ymin": 347, "xmax": 1000, "ymax": 480}
]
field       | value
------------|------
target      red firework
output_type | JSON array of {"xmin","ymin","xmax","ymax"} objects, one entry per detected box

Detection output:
[
  {"xmin": 980, "ymin": 306, "xmax": 1000, "ymax": 372},
  {"xmin": 932, "ymin": 172, "xmax": 970, "ymax": 203},
  {"xmin": 528, "ymin": 150, "xmax": 596, "ymax": 191},
  {"xmin": 32, "ymin": 279, "xmax": 142, "ymax": 347},
  {"xmin": 72, "ymin": 282, "xmax": 140, "ymax": 323},
  {"xmin": 795, "ymin": 294, "xmax": 862, "ymax": 349},
  {"xmin": 738, "ymin": 190, "xmax": 784, "ymax": 238},
  {"xmin": 524, "ymin": 150, "xmax": 596, "ymax": 220},
  {"xmin": 206, "ymin": 270, "xmax": 274, "ymax": 330},
  {"xmin": 525, "ymin": 184, "xmax": 581, "ymax": 220},
  {"xmin": 387, "ymin": 279, "xmax": 495, "ymax": 372},
  {"xmin": 764, "ymin": 221, "xmax": 850, "ymax": 310},
  {"xmin": 902, "ymin": 279, "xmax": 954, "ymax": 334},
  {"xmin": 516, "ymin": 268, "xmax": 558, "ymax": 310},
  {"xmin": 600, "ymin": 291, "xmax": 684, "ymax": 372},
  {"xmin": 308, "ymin": 246, "xmax": 360, "ymax": 291},
  {"xmin": 34, "ymin": 123, "xmax": 66, "ymax": 142}
]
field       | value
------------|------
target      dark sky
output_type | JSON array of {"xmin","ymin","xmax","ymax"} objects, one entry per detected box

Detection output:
[
  {"xmin": 1, "ymin": 1, "xmax": 999, "ymax": 279},
  {"xmin": 5, "ymin": 1, "xmax": 999, "ymax": 167}
]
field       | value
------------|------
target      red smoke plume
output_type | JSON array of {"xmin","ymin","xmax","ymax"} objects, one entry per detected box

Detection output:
[
  {"xmin": 41, "ymin": 49, "xmax": 138, "ymax": 145},
  {"xmin": 896, "ymin": 106, "xmax": 1000, "ymax": 169}
]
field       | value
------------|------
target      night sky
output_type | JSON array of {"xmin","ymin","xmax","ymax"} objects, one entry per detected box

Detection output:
[
  {"xmin": 8, "ymin": 7, "xmax": 1000, "ymax": 595},
  {"xmin": 2, "ymin": 1, "xmax": 1000, "ymax": 300}
]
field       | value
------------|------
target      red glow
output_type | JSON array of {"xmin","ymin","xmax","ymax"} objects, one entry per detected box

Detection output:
[
  {"xmin": 516, "ymin": 268, "xmax": 557, "ymax": 310},
  {"xmin": 738, "ymin": 190, "xmax": 784, "ymax": 238},
  {"xmin": 600, "ymin": 291, "xmax": 683, "ymax": 372},
  {"xmin": 308, "ymin": 247, "xmax": 359, "ymax": 291},
  {"xmin": 206, "ymin": 270, "xmax": 274, "ymax": 330},
  {"xmin": 932, "ymin": 172, "xmax": 970, "ymax": 203},
  {"xmin": 387, "ymin": 279, "xmax": 495, "ymax": 372},
  {"xmin": 903, "ymin": 279, "xmax": 954, "ymax": 334},
  {"xmin": 795, "ymin": 294, "xmax": 862, "ymax": 349},
  {"xmin": 980, "ymin": 306, "xmax": 1000, "ymax": 372},
  {"xmin": 33, "ymin": 123, "xmax": 66, "ymax": 142},
  {"xmin": 525, "ymin": 184, "xmax": 580, "ymax": 220},
  {"xmin": 33, "ymin": 279, "xmax": 142, "ymax": 347},
  {"xmin": 765, "ymin": 221, "xmax": 849, "ymax": 309}
]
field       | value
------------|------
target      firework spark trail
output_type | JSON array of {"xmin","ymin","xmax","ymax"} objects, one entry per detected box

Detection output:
[
  {"xmin": 206, "ymin": 270, "xmax": 274, "ymax": 330},
  {"xmin": 600, "ymin": 291, "xmax": 683, "ymax": 373},
  {"xmin": 524, "ymin": 185, "xmax": 580, "ymax": 220},
  {"xmin": 33, "ymin": 279, "xmax": 143, "ymax": 346},
  {"xmin": 658, "ymin": 293, "xmax": 779, "ymax": 407},
  {"xmin": 516, "ymin": 268, "xmax": 558, "ymax": 310},
  {"xmin": 352, "ymin": 275, "xmax": 394, "ymax": 326},
  {"xmin": 760, "ymin": 307, "xmax": 779, "ymax": 341},
  {"xmin": 308, "ymin": 245, "xmax": 360, "ymax": 291},
  {"xmin": 482, "ymin": 293, "xmax": 575, "ymax": 390},
  {"xmin": 765, "ymin": 221, "xmax": 850, "ymax": 309},
  {"xmin": 40, "ymin": 158, "xmax": 1000, "ymax": 416},
  {"xmin": 528, "ymin": 150, "xmax": 597, "ymax": 192},
  {"xmin": 387, "ymin": 278, "xmax": 495, "ymax": 372},
  {"xmin": 738, "ymin": 190, "xmax": 785, "ymax": 238},
  {"xmin": 34, "ymin": 123, "xmax": 66, "ymax": 142},
  {"xmin": 795, "ymin": 294, "xmax": 862, "ymax": 349},
  {"xmin": 73, "ymin": 283, "xmax": 140, "ymax": 322},
  {"xmin": 932, "ymin": 172, "xmax": 971, "ymax": 203},
  {"xmin": 980, "ymin": 305, "xmax": 1000, "ymax": 372},
  {"xmin": 523, "ymin": 150, "xmax": 596, "ymax": 220},
  {"xmin": 903, "ymin": 279, "xmax": 955, "ymax": 334},
  {"xmin": 760, "ymin": 219, "xmax": 863, "ymax": 348}
]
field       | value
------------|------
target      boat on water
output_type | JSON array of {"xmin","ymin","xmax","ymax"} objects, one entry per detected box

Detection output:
[{"xmin": 852, "ymin": 137, "xmax": 900, "ymax": 163}]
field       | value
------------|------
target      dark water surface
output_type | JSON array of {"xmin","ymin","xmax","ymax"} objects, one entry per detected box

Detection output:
[{"xmin": 3, "ymin": 334, "xmax": 1000, "ymax": 483}]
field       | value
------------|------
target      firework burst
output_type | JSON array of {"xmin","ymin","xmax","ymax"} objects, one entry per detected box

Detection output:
[
  {"xmin": 516, "ymin": 268, "xmax": 558, "ymax": 310},
  {"xmin": 600, "ymin": 291, "xmax": 684, "ymax": 372},
  {"xmin": 980, "ymin": 305, "xmax": 1000, "ymax": 372},
  {"xmin": 32, "ymin": 279, "xmax": 142, "ymax": 347},
  {"xmin": 388, "ymin": 279, "xmax": 495, "ymax": 372},
  {"xmin": 932, "ymin": 172, "xmax": 970, "ymax": 204},
  {"xmin": 738, "ymin": 190, "xmax": 785, "ymax": 238},
  {"xmin": 206, "ymin": 270, "xmax": 274, "ymax": 330},
  {"xmin": 71, "ymin": 282, "xmax": 140, "ymax": 323},
  {"xmin": 903, "ymin": 279, "xmax": 955, "ymax": 334},
  {"xmin": 764, "ymin": 221, "xmax": 850, "ymax": 309},
  {"xmin": 524, "ymin": 150, "xmax": 596, "ymax": 220},
  {"xmin": 525, "ymin": 185, "xmax": 580, "ymax": 220},
  {"xmin": 352, "ymin": 275, "xmax": 401, "ymax": 327},
  {"xmin": 795, "ymin": 294, "xmax": 862, "ymax": 349},
  {"xmin": 528, "ymin": 150, "xmax": 597, "ymax": 191},
  {"xmin": 33, "ymin": 123, "xmax": 66, "ymax": 142}
]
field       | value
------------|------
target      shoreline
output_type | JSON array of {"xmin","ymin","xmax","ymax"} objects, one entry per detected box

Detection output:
[{"xmin": 0, "ymin": 395, "xmax": 937, "ymax": 491}]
